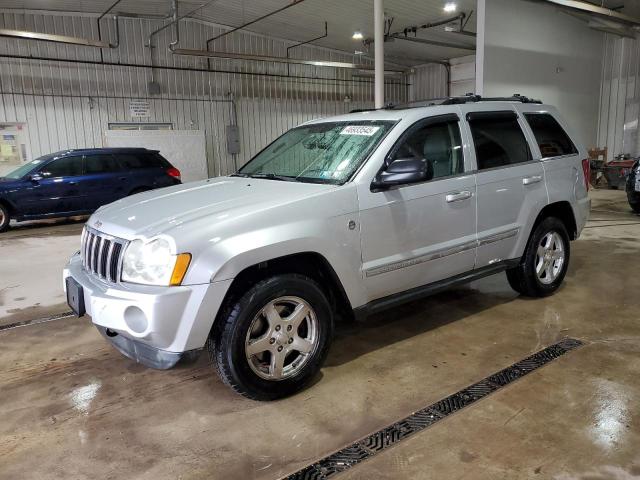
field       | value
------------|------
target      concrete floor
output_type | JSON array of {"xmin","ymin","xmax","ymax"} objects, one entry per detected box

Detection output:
[{"xmin": 1, "ymin": 189, "xmax": 639, "ymax": 479}]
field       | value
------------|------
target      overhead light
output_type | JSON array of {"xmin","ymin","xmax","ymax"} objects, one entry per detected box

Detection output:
[
  {"xmin": 444, "ymin": 2, "xmax": 457, "ymax": 12},
  {"xmin": 352, "ymin": 31, "xmax": 364, "ymax": 40}
]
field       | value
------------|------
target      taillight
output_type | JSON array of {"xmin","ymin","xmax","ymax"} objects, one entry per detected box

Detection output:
[
  {"xmin": 166, "ymin": 167, "xmax": 181, "ymax": 181},
  {"xmin": 581, "ymin": 158, "xmax": 590, "ymax": 192}
]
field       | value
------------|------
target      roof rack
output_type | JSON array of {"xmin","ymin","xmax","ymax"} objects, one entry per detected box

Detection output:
[
  {"xmin": 348, "ymin": 94, "xmax": 542, "ymax": 114},
  {"xmin": 441, "ymin": 93, "xmax": 542, "ymax": 105}
]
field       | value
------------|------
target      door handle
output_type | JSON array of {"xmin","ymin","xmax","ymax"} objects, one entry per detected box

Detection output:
[
  {"xmin": 523, "ymin": 175, "xmax": 543, "ymax": 185},
  {"xmin": 446, "ymin": 190, "xmax": 472, "ymax": 203}
]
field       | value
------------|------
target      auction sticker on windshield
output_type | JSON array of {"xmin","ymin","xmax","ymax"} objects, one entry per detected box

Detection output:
[{"xmin": 340, "ymin": 125, "xmax": 381, "ymax": 136}]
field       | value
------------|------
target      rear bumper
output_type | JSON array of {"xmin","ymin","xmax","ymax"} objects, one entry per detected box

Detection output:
[{"xmin": 574, "ymin": 196, "xmax": 591, "ymax": 238}]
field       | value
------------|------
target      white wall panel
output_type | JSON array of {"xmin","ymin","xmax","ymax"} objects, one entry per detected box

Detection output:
[
  {"xmin": 0, "ymin": 11, "xmax": 408, "ymax": 176},
  {"xmin": 482, "ymin": 0, "xmax": 603, "ymax": 150},
  {"xmin": 409, "ymin": 64, "xmax": 448, "ymax": 102},
  {"xmin": 598, "ymin": 34, "xmax": 640, "ymax": 161}
]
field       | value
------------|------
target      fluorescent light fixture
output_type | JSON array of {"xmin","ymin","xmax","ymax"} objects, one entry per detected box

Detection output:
[
  {"xmin": 444, "ymin": 2, "xmax": 457, "ymax": 12},
  {"xmin": 352, "ymin": 31, "xmax": 364, "ymax": 40}
]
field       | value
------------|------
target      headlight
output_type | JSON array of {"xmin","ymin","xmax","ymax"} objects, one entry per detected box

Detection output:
[{"xmin": 121, "ymin": 238, "xmax": 191, "ymax": 286}]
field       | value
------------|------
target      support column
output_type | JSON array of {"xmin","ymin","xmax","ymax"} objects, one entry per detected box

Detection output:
[
  {"xmin": 374, "ymin": 0, "xmax": 384, "ymax": 108},
  {"xmin": 475, "ymin": 0, "xmax": 485, "ymax": 96}
]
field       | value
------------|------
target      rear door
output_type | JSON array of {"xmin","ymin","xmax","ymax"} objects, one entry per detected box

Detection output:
[
  {"xmin": 466, "ymin": 107, "xmax": 548, "ymax": 268},
  {"xmin": 519, "ymin": 108, "xmax": 588, "ymax": 231},
  {"xmin": 81, "ymin": 154, "xmax": 130, "ymax": 209}
]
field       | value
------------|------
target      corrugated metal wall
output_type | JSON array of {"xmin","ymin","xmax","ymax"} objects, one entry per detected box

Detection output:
[
  {"xmin": 409, "ymin": 63, "xmax": 448, "ymax": 102},
  {"xmin": 0, "ymin": 10, "xmax": 409, "ymax": 176},
  {"xmin": 598, "ymin": 33, "xmax": 640, "ymax": 161}
]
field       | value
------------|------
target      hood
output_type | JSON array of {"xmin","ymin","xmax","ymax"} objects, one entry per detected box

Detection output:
[
  {"xmin": 0, "ymin": 177, "xmax": 22, "ymax": 188},
  {"xmin": 91, "ymin": 176, "xmax": 336, "ymax": 239}
]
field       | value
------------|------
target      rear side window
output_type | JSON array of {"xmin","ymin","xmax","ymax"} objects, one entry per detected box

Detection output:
[
  {"xmin": 391, "ymin": 119, "xmax": 464, "ymax": 180},
  {"xmin": 84, "ymin": 154, "xmax": 122, "ymax": 174},
  {"xmin": 117, "ymin": 152, "xmax": 169, "ymax": 169},
  {"xmin": 468, "ymin": 112, "xmax": 532, "ymax": 170},
  {"xmin": 524, "ymin": 113, "xmax": 577, "ymax": 158},
  {"xmin": 40, "ymin": 157, "xmax": 83, "ymax": 177},
  {"xmin": 117, "ymin": 154, "xmax": 147, "ymax": 169}
]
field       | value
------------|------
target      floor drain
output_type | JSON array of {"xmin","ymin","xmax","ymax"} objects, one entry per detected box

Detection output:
[{"xmin": 283, "ymin": 338, "xmax": 583, "ymax": 480}]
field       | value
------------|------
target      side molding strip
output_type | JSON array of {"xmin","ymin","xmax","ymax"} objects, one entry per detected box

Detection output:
[{"xmin": 364, "ymin": 227, "xmax": 520, "ymax": 278}]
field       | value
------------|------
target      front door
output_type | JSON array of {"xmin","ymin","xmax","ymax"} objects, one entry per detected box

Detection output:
[
  {"xmin": 25, "ymin": 155, "xmax": 84, "ymax": 216},
  {"xmin": 358, "ymin": 114, "xmax": 477, "ymax": 302}
]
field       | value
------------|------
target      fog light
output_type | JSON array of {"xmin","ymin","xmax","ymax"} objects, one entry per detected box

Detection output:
[{"xmin": 124, "ymin": 306, "xmax": 149, "ymax": 334}]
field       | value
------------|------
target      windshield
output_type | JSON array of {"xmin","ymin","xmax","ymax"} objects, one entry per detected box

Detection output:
[
  {"xmin": 238, "ymin": 121, "xmax": 395, "ymax": 184},
  {"xmin": 3, "ymin": 158, "xmax": 48, "ymax": 179}
]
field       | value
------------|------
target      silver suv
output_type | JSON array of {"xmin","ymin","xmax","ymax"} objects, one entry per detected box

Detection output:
[{"xmin": 64, "ymin": 95, "xmax": 591, "ymax": 400}]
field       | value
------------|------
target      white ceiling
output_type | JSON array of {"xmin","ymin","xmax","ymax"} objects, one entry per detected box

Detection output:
[{"xmin": 0, "ymin": 0, "xmax": 479, "ymax": 64}]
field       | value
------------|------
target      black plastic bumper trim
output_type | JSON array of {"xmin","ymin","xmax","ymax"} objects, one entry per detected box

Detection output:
[
  {"xmin": 96, "ymin": 326, "xmax": 199, "ymax": 370},
  {"xmin": 282, "ymin": 338, "xmax": 583, "ymax": 480}
]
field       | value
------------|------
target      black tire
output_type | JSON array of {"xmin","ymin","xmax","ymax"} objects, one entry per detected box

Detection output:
[
  {"xmin": 0, "ymin": 203, "xmax": 10, "ymax": 233},
  {"xmin": 207, "ymin": 274, "xmax": 334, "ymax": 401},
  {"xmin": 627, "ymin": 190, "xmax": 640, "ymax": 214},
  {"xmin": 628, "ymin": 197, "xmax": 640, "ymax": 214},
  {"xmin": 506, "ymin": 217, "xmax": 570, "ymax": 297}
]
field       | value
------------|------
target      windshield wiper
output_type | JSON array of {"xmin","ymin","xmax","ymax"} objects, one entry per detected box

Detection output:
[{"xmin": 242, "ymin": 173, "xmax": 298, "ymax": 182}]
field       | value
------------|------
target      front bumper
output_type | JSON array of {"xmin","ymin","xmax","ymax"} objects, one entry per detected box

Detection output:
[{"xmin": 63, "ymin": 253, "xmax": 232, "ymax": 366}]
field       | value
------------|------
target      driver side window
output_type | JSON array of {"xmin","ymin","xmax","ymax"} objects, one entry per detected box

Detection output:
[
  {"xmin": 391, "ymin": 120, "xmax": 464, "ymax": 181},
  {"xmin": 40, "ymin": 157, "xmax": 83, "ymax": 178}
]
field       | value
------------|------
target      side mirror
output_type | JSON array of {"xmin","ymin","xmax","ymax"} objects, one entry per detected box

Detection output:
[
  {"xmin": 29, "ymin": 174, "xmax": 43, "ymax": 183},
  {"xmin": 372, "ymin": 157, "xmax": 431, "ymax": 190}
]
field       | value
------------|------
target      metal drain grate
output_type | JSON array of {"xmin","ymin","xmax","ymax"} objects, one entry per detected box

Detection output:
[{"xmin": 283, "ymin": 338, "xmax": 583, "ymax": 480}]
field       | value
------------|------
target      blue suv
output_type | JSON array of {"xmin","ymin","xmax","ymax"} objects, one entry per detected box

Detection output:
[{"xmin": 0, "ymin": 148, "xmax": 181, "ymax": 232}]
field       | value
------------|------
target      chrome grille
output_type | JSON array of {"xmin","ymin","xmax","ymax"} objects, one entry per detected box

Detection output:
[{"xmin": 81, "ymin": 227, "xmax": 127, "ymax": 283}]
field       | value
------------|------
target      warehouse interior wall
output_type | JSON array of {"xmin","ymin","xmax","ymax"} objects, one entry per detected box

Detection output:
[
  {"xmin": 479, "ymin": 0, "xmax": 603, "ymax": 149},
  {"xmin": 598, "ymin": 34, "xmax": 640, "ymax": 161},
  {"xmin": 0, "ymin": 10, "xmax": 410, "ymax": 177}
]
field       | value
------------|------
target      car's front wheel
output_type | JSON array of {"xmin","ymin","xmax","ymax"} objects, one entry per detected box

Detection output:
[
  {"xmin": 208, "ymin": 274, "xmax": 334, "ymax": 400},
  {"xmin": 0, "ymin": 203, "xmax": 10, "ymax": 233},
  {"xmin": 506, "ymin": 217, "xmax": 570, "ymax": 297}
]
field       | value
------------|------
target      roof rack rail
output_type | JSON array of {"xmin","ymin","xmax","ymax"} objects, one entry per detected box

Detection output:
[{"xmin": 441, "ymin": 93, "xmax": 542, "ymax": 105}]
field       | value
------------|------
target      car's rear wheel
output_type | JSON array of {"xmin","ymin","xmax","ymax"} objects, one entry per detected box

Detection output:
[
  {"xmin": 627, "ymin": 191, "xmax": 640, "ymax": 214},
  {"xmin": 506, "ymin": 217, "xmax": 570, "ymax": 297},
  {"xmin": 0, "ymin": 203, "xmax": 10, "ymax": 233},
  {"xmin": 208, "ymin": 274, "xmax": 334, "ymax": 400}
]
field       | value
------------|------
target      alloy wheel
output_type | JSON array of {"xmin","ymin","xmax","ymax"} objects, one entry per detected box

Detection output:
[
  {"xmin": 535, "ymin": 231, "xmax": 565, "ymax": 285},
  {"xmin": 244, "ymin": 296, "xmax": 318, "ymax": 381}
]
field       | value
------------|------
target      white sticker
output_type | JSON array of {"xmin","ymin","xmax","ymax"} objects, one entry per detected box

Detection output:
[{"xmin": 340, "ymin": 125, "xmax": 381, "ymax": 136}]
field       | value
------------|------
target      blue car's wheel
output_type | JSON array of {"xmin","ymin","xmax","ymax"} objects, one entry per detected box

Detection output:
[{"xmin": 0, "ymin": 203, "xmax": 10, "ymax": 233}]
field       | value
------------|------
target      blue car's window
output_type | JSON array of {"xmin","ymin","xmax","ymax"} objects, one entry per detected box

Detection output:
[
  {"xmin": 41, "ymin": 157, "xmax": 83, "ymax": 177},
  {"xmin": 4, "ymin": 158, "xmax": 46, "ymax": 179},
  {"xmin": 117, "ymin": 153, "xmax": 168, "ymax": 169},
  {"xmin": 85, "ymin": 154, "xmax": 122, "ymax": 174}
]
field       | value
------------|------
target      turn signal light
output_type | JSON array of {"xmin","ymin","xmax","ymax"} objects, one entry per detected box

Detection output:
[{"xmin": 170, "ymin": 253, "xmax": 191, "ymax": 286}]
